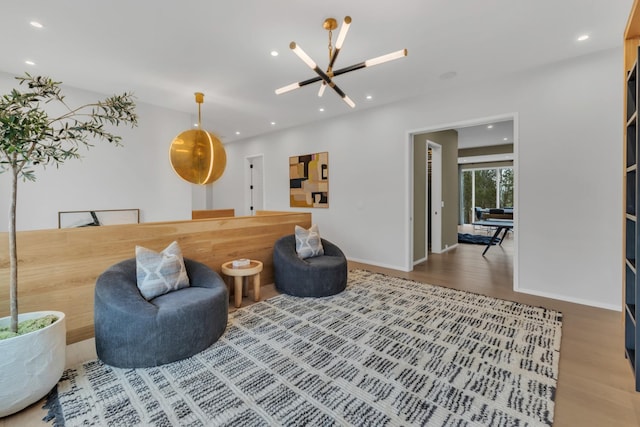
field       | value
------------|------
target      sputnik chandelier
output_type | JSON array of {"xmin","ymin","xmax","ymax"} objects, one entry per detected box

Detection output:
[{"xmin": 275, "ymin": 16, "xmax": 407, "ymax": 108}]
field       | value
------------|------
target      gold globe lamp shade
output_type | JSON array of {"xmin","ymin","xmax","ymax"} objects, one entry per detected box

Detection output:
[{"xmin": 170, "ymin": 93, "xmax": 227, "ymax": 185}]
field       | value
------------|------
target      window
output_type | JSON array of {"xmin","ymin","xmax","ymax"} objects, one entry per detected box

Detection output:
[
  {"xmin": 461, "ymin": 167, "xmax": 513, "ymax": 224},
  {"xmin": 499, "ymin": 168, "xmax": 514, "ymax": 208}
]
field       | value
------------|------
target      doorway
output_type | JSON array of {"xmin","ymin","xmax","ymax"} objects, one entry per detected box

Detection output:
[
  {"xmin": 245, "ymin": 155, "xmax": 264, "ymax": 216},
  {"xmin": 407, "ymin": 113, "xmax": 518, "ymax": 289},
  {"xmin": 412, "ymin": 132, "xmax": 454, "ymax": 264}
]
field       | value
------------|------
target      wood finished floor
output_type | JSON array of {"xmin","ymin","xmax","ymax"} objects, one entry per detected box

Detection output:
[{"xmin": 3, "ymin": 227, "xmax": 640, "ymax": 426}]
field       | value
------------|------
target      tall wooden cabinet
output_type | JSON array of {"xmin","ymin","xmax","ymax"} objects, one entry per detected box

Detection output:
[{"xmin": 624, "ymin": 0, "xmax": 640, "ymax": 392}]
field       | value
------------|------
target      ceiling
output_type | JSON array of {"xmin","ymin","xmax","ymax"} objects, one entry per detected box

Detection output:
[
  {"xmin": 457, "ymin": 120, "xmax": 513, "ymax": 149},
  {"xmin": 0, "ymin": 1, "xmax": 633, "ymax": 143}
]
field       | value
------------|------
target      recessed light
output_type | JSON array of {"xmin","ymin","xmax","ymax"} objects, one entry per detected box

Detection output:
[
  {"xmin": 366, "ymin": 95, "xmax": 372, "ymax": 100},
  {"xmin": 194, "ymin": 123, "xmax": 199, "ymax": 127},
  {"xmin": 235, "ymin": 131, "xmax": 241, "ymax": 135},
  {"xmin": 270, "ymin": 51, "xmax": 279, "ymax": 57},
  {"xmin": 30, "ymin": 21, "xmax": 43, "ymax": 29},
  {"xmin": 25, "ymin": 60, "xmax": 35, "ymax": 66},
  {"xmin": 503, "ymin": 137, "xmax": 508, "ymax": 141},
  {"xmin": 319, "ymin": 108, "xmax": 325, "ymax": 112},
  {"xmin": 487, "ymin": 125, "xmax": 493, "ymax": 129},
  {"xmin": 577, "ymin": 34, "xmax": 589, "ymax": 42},
  {"xmin": 270, "ymin": 121, "xmax": 276, "ymax": 126},
  {"xmin": 439, "ymin": 71, "xmax": 457, "ymax": 80}
]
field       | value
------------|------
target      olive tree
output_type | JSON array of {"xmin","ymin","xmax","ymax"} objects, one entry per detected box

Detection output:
[{"xmin": 0, "ymin": 74, "xmax": 138, "ymax": 334}]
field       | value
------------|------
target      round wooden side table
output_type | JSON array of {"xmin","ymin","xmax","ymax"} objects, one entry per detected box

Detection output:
[{"xmin": 221, "ymin": 260, "xmax": 263, "ymax": 308}]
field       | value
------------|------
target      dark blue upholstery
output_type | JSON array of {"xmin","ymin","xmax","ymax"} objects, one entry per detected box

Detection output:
[
  {"xmin": 273, "ymin": 235, "xmax": 347, "ymax": 297},
  {"xmin": 94, "ymin": 258, "xmax": 228, "ymax": 368}
]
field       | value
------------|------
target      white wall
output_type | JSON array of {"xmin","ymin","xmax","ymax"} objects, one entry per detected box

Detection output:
[
  {"xmin": 1, "ymin": 48, "xmax": 621, "ymax": 310},
  {"xmin": 212, "ymin": 48, "xmax": 623, "ymax": 310},
  {"xmin": 0, "ymin": 72, "xmax": 195, "ymax": 231}
]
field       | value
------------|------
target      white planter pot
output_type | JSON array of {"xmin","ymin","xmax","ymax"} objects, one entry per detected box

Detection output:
[{"xmin": 0, "ymin": 311, "xmax": 66, "ymax": 417}]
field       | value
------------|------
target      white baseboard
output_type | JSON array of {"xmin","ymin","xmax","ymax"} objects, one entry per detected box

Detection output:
[
  {"xmin": 413, "ymin": 256, "xmax": 427, "ymax": 266},
  {"xmin": 516, "ymin": 287, "xmax": 621, "ymax": 312},
  {"xmin": 431, "ymin": 243, "xmax": 458, "ymax": 254},
  {"xmin": 347, "ymin": 257, "xmax": 409, "ymax": 272},
  {"xmin": 413, "ymin": 245, "xmax": 457, "ymax": 265},
  {"xmin": 348, "ymin": 257, "xmax": 620, "ymax": 311},
  {"xmin": 440, "ymin": 243, "xmax": 458, "ymax": 253},
  {"xmin": 351, "ymin": 246, "xmax": 459, "ymax": 272}
]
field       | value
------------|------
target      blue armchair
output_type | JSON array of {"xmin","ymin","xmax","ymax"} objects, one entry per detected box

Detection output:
[
  {"xmin": 273, "ymin": 235, "xmax": 347, "ymax": 297},
  {"xmin": 94, "ymin": 258, "xmax": 228, "ymax": 368}
]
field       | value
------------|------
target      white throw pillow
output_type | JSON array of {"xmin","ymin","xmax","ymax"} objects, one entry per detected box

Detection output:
[
  {"xmin": 135, "ymin": 241, "xmax": 190, "ymax": 300},
  {"xmin": 295, "ymin": 224, "xmax": 324, "ymax": 259}
]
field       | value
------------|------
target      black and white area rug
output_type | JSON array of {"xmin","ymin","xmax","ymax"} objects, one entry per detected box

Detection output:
[{"xmin": 45, "ymin": 270, "xmax": 563, "ymax": 426}]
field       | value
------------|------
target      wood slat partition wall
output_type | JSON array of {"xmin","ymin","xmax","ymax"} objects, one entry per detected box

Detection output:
[
  {"xmin": 0, "ymin": 211, "xmax": 311, "ymax": 344},
  {"xmin": 191, "ymin": 209, "xmax": 235, "ymax": 219}
]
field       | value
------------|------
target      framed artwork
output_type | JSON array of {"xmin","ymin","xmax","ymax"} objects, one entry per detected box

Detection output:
[
  {"xmin": 289, "ymin": 152, "xmax": 329, "ymax": 208},
  {"xmin": 58, "ymin": 209, "xmax": 140, "ymax": 228}
]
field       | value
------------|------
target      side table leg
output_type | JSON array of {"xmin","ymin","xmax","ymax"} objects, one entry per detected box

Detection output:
[
  {"xmin": 253, "ymin": 273, "xmax": 261, "ymax": 302},
  {"xmin": 234, "ymin": 276, "xmax": 243, "ymax": 308}
]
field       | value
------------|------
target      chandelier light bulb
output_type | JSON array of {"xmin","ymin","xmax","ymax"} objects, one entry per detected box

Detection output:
[{"xmin": 365, "ymin": 49, "xmax": 408, "ymax": 67}]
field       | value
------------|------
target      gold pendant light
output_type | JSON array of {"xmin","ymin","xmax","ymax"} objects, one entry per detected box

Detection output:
[{"xmin": 169, "ymin": 92, "xmax": 226, "ymax": 185}]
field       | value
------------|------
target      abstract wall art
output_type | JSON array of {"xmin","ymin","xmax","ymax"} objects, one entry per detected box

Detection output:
[{"xmin": 289, "ymin": 152, "xmax": 329, "ymax": 208}]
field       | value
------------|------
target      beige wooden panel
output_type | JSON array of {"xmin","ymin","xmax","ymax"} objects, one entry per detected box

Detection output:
[
  {"xmin": 624, "ymin": 2, "xmax": 640, "ymax": 89},
  {"xmin": 624, "ymin": 38, "xmax": 640, "ymax": 77},
  {"xmin": 626, "ymin": 0, "xmax": 640, "ymax": 40},
  {"xmin": 191, "ymin": 209, "xmax": 235, "ymax": 219},
  {"xmin": 0, "ymin": 211, "xmax": 311, "ymax": 344}
]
